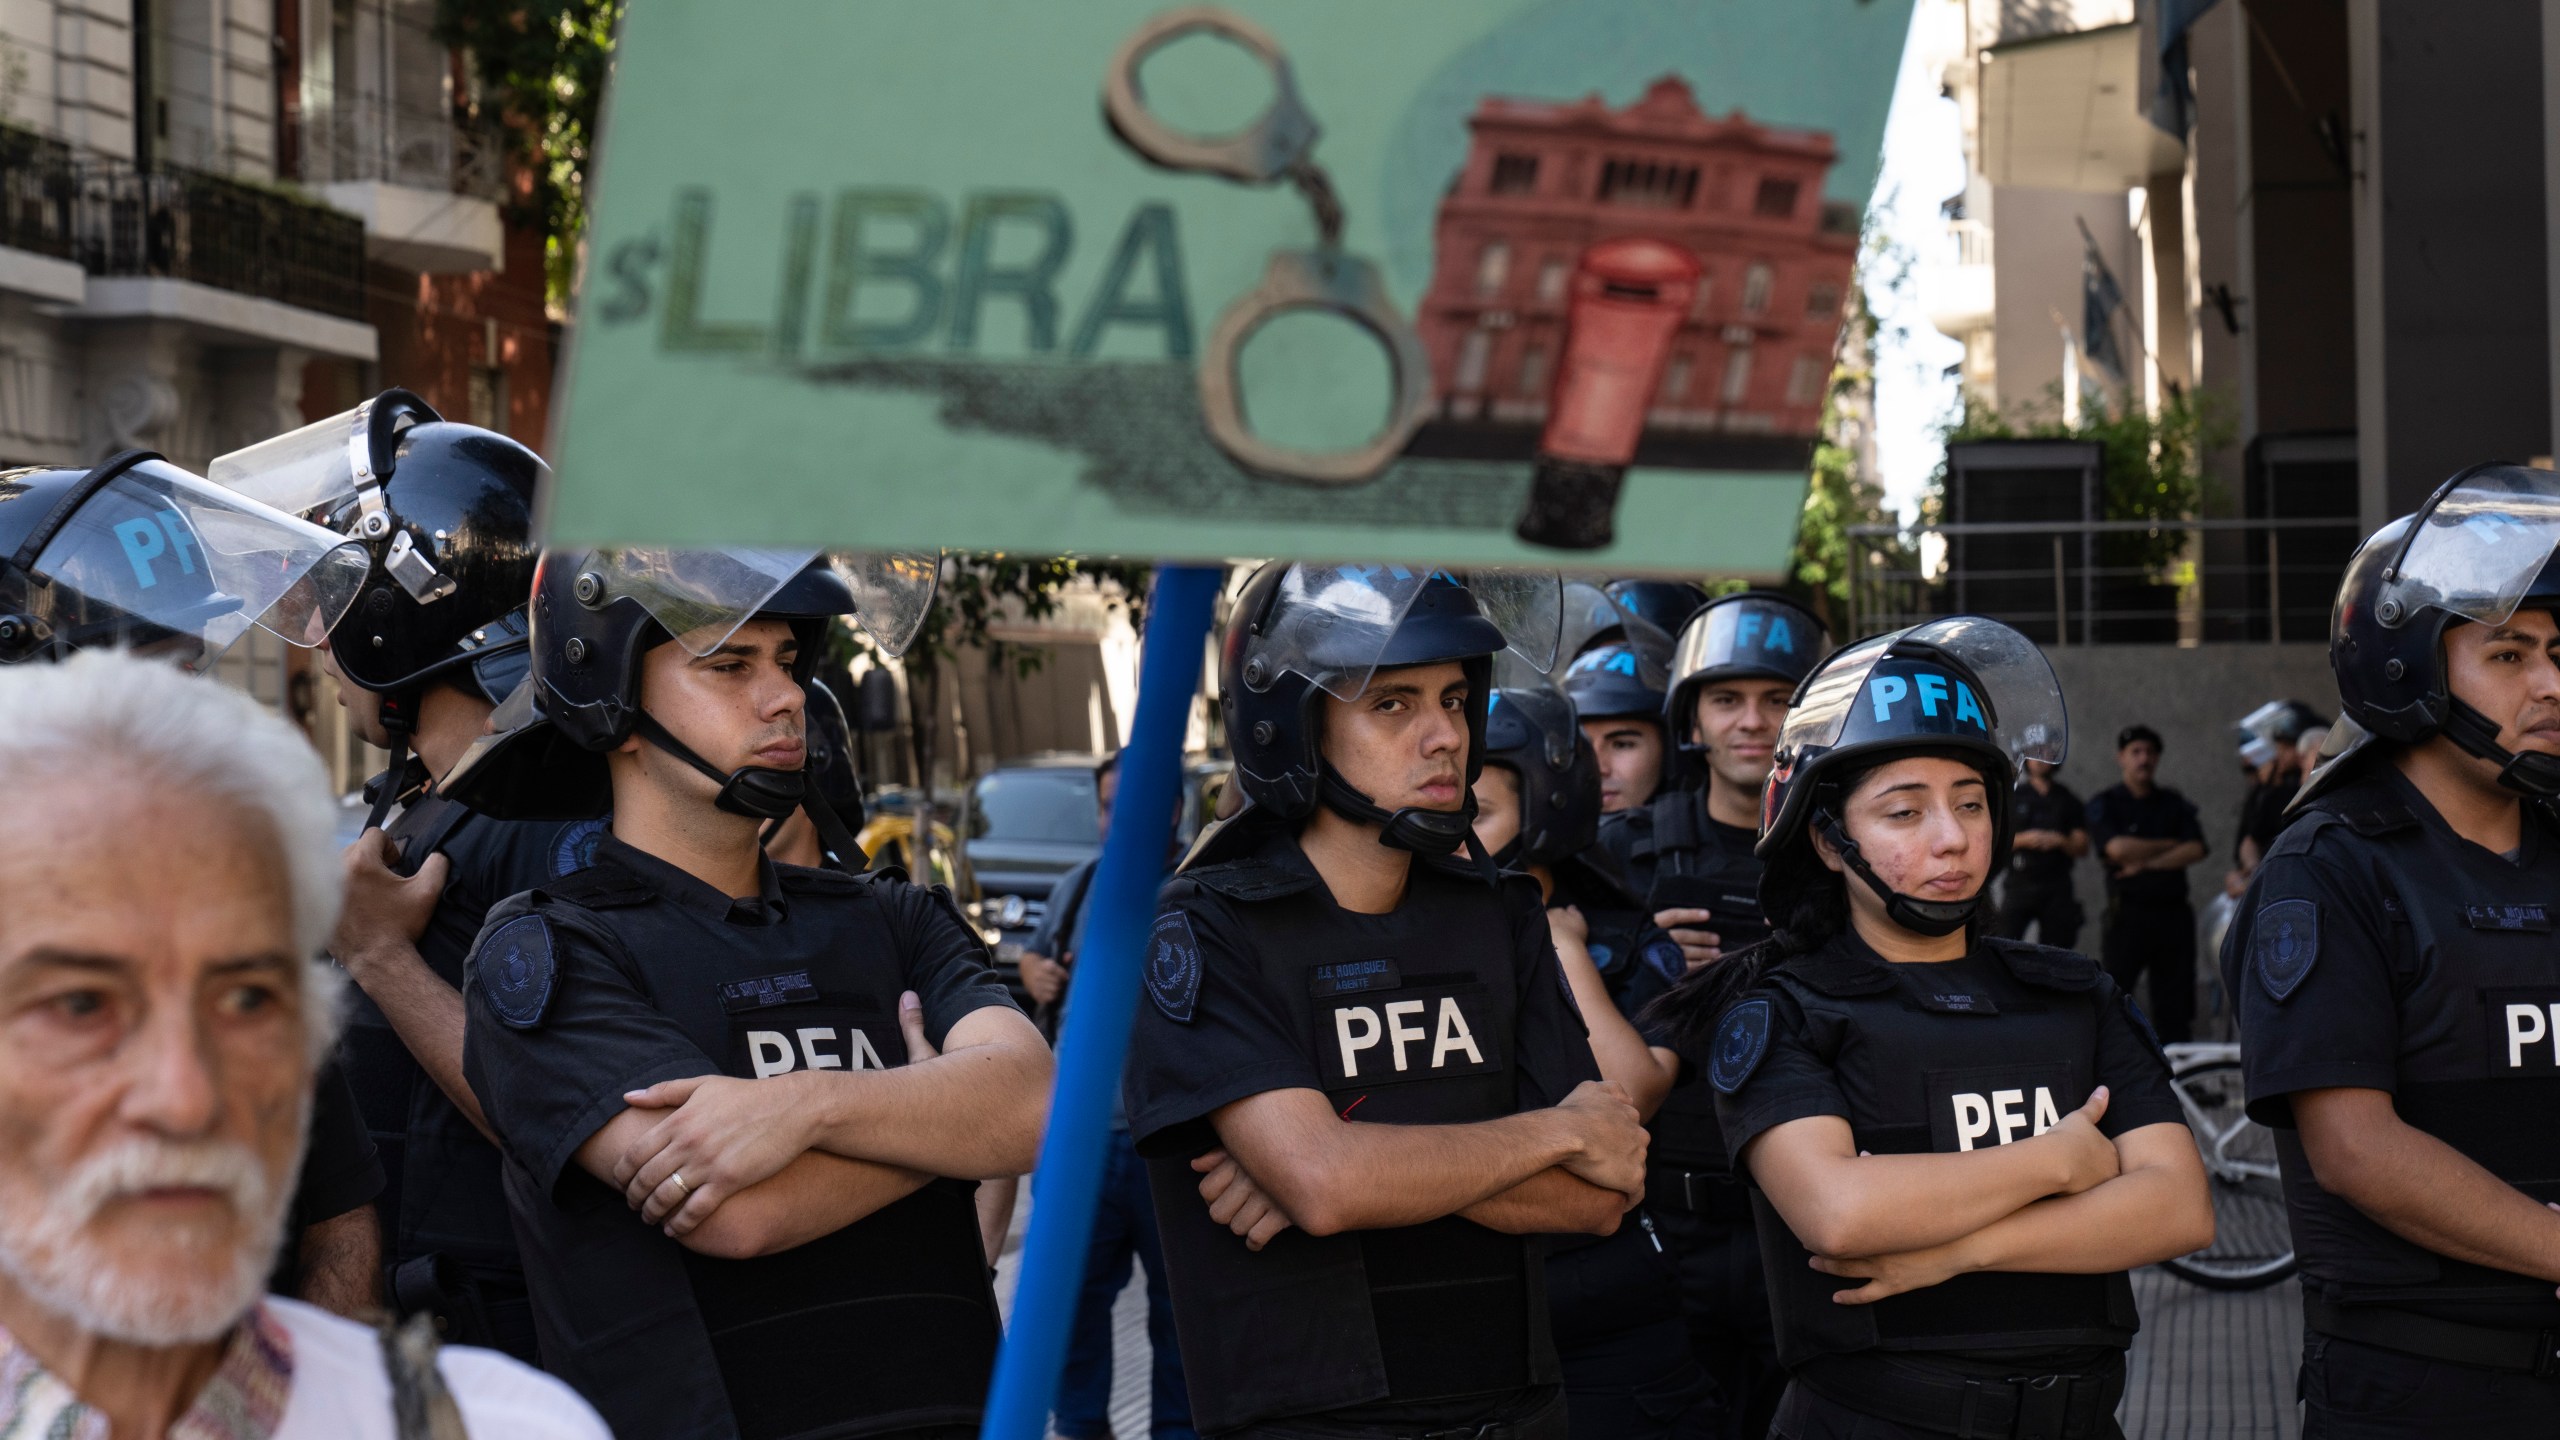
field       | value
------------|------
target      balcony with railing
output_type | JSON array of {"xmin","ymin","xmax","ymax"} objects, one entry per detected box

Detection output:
[
  {"xmin": 0, "ymin": 127, "xmax": 372, "ymax": 349},
  {"xmin": 1845, "ymin": 515, "xmax": 2366, "ymax": 646},
  {"xmin": 1922, "ymin": 219, "xmax": 1996, "ymax": 338}
]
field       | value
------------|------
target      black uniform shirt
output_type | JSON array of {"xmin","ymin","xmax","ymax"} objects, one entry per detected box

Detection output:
[
  {"xmin": 2009, "ymin": 779, "xmax": 2087, "ymax": 888},
  {"xmin": 2085, "ymin": 783, "xmax": 2205, "ymax": 906},
  {"xmin": 2236, "ymin": 774, "xmax": 2302, "ymax": 860},
  {"xmin": 462, "ymin": 834, "xmax": 1019, "ymax": 1440},
  {"xmin": 267, "ymin": 1059, "xmax": 385, "ymax": 1295},
  {"xmin": 2227, "ymin": 765, "xmax": 2560, "ymax": 1327}
]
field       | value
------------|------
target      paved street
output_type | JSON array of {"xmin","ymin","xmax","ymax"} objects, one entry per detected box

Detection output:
[{"xmin": 997, "ymin": 1197, "xmax": 2306, "ymax": 1438}]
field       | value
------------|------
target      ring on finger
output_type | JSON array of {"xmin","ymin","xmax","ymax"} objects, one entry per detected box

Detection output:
[{"xmin": 668, "ymin": 1171, "xmax": 691, "ymax": 1202}]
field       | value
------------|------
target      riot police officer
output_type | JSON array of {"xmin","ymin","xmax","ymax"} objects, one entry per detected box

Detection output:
[
  {"xmin": 1562, "ymin": 622, "xmax": 1677, "ymax": 816},
  {"xmin": 453, "ymin": 547, "xmax": 1050, "ymax": 1440},
  {"xmin": 1123, "ymin": 564, "xmax": 1650, "ymax": 1440},
  {"xmin": 2223, "ymin": 698, "xmax": 2324, "ymax": 896},
  {"xmin": 0, "ymin": 447, "xmax": 391, "ymax": 1317},
  {"xmin": 1660, "ymin": 616, "xmax": 2212, "ymax": 1439},
  {"xmin": 2225, "ymin": 465, "xmax": 2560, "ymax": 1436},
  {"xmin": 210, "ymin": 390, "xmax": 580, "ymax": 1360},
  {"xmin": 1597, "ymin": 587, "xmax": 1827, "ymax": 1440},
  {"xmin": 1606, "ymin": 577, "xmax": 1713, "ymax": 643},
  {"xmin": 1476, "ymin": 675, "xmax": 1708, "ymax": 1439}
]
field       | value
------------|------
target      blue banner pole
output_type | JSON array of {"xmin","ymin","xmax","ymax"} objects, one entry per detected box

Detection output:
[{"xmin": 982, "ymin": 562, "xmax": 1223, "ymax": 1440}]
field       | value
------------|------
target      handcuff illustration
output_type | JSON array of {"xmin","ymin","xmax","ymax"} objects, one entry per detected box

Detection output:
[{"xmin": 1103, "ymin": 7, "xmax": 1433, "ymax": 487}]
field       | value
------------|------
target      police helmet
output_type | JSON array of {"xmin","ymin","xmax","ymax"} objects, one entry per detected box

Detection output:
[
  {"xmin": 2329, "ymin": 463, "xmax": 2560, "ymax": 795},
  {"xmin": 1554, "ymin": 579, "xmax": 1630, "ymax": 664},
  {"xmin": 211, "ymin": 391, "xmax": 546, "ymax": 710},
  {"xmin": 805, "ymin": 676, "xmax": 867, "ymax": 836},
  {"xmin": 1482, "ymin": 677, "xmax": 1602, "ymax": 868},
  {"xmin": 1606, "ymin": 578, "xmax": 1712, "ymax": 639},
  {"xmin": 444, "ymin": 548, "xmax": 935, "ymax": 823},
  {"xmin": 1216, "ymin": 562, "xmax": 1560, "ymax": 858},
  {"xmin": 0, "ymin": 451, "xmax": 367, "ymax": 671},
  {"xmin": 1560, "ymin": 619, "xmax": 1673, "ymax": 726},
  {"xmin": 1664, "ymin": 590, "xmax": 1829, "ymax": 751},
  {"xmin": 1758, "ymin": 616, "xmax": 2065, "ymax": 936}
]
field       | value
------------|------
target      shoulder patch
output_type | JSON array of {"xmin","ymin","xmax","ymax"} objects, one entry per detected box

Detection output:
[
  {"xmin": 551, "ymin": 817, "xmax": 607, "ymax": 878},
  {"xmin": 1641, "ymin": 936, "xmax": 1688, "ymax": 983},
  {"xmin": 1709, "ymin": 997, "xmax": 1774, "ymax": 1094},
  {"xmin": 476, "ymin": 914, "xmax": 558, "ymax": 1029},
  {"xmin": 1146, "ymin": 909, "xmax": 1203, "ymax": 1023},
  {"xmin": 2254, "ymin": 897, "xmax": 2319, "ymax": 1003}
]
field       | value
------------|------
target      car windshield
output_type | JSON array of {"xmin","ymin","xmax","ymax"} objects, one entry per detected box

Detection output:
[{"xmin": 969, "ymin": 768, "xmax": 1101, "ymax": 842}]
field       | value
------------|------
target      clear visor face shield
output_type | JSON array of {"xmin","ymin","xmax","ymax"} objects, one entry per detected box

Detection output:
[
  {"xmin": 1240, "ymin": 563, "xmax": 1562, "ymax": 700},
  {"xmin": 565, "ymin": 547, "xmax": 941, "ymax": 660},
  {"xmin": 1554, "ymin": 580, "xmax": 1631, "ymax": 672},
  {"xmin": 1673, "ymin": 596, "xmax": 1823, "ymax": 689},
  {"xmin": 1778, "ymin": 615, "xmax": 2069, "ymax": 775},
  {"xmin": 4, "ymin": 459, "xmax": 369, "ymax": 670},
  {"xmin": 2376, "ymin": 465, "xmax": 2560, "ymax": 630}
]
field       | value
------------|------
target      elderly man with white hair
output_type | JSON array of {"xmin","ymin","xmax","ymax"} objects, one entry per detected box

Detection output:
[{"xmin": 0, "ymin": 651, "xmax": 606, "ymax": 1439}]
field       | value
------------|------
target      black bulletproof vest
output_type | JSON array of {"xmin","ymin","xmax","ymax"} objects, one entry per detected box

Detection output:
[
  {"xmin": 1747, "ymin": 938, "xmax": 2138, "ymax": 1367},
  {"xmin": 533, "ymin": 860, "xmax": 999, "ymax": 1440},
  {"xmin": 343, "ymin": 785, "xmax": 582, "ymax": 1361},
  {"xmin": 1146, "ymin": 854, "xmax": 1559, "ymax": 1436},
  {"xmin": 2244, "ymin": 792, "xmax": 2560, "ymax": 1323},
  {"xmin": 1646, "ymin": 796, "xmax": 1764, "ymax": 1179}
]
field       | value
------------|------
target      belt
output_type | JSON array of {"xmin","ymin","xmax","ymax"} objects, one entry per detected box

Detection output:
[
  {"xmin": 1797, "ymin": 1355, "xmax": 2120, "ymax": 1439},
  {"xmin": 2306, "ymin": 1297, "xmax": 2560, "ymax": 1380},
  {"xmin": 1647, "ymin": 1165, "xmax": 1754, "ymax": 1221}
]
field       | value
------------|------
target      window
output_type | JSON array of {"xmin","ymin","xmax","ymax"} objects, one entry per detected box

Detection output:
[
  {"xmin": 966, "ymin": 769, "xmax": 1099, "ymax": 843},
  {"xmin": 1490, "ymin": 152, "xmax": 1541, "ymax": 195},
  {"xmin": 1475, "ymin": 241, "xmax": 1511, "ymax": 298},
  {"xmin": 467, "ymin": 365, "xmax": 507, "ymax": 430},
  {"xmin": 1785, "ymin": 354, "xmax": 1825, "ymax": 406},
  {"xmin": 1599, "ymin": 157, "xmax": 1700, "ymax": 209},
  {"xmin": 1720, "ymin": 347, "xmax": 1754, "ymax": 405},
  {"xmin": 1536, "ymin": 258, "xmax": 1569, "ymax": 304},
  {"xmin": 1660, "ymin": 353, "xmax": 1694, "ymax": 403},
  {"xmin": 1805, "ymin": 283, "xmax": 1843, "ymax": 321},
  {"xmin": 1517, "ymin": 344, "xmax": 1549, "ymax": 396},
  {"xmin": 1754, "ymin": 177, "xmax": 1801, "ymax": 219},
  {"xmin": 1455, "ymin": 329, "xmax": 1492, "ymax": 391},
  {"xmin": 1741, "ymin": 263, "xmax": 1774, "ymax": 315}
]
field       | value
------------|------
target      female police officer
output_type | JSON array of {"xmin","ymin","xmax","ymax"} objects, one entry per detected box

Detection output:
[
  {"xmin": 1656, "ymin": 616, "xmax": 2213, "ymax": 1439},
  {"xmin": 1475, "ymin": 674, "xmax": 1709, "ymax": 1439}
]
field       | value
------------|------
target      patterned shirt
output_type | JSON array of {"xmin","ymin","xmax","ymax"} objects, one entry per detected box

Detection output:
[{"xmin": 0, "ymin": 1305, "xmax": 292, "ymax": 1440}]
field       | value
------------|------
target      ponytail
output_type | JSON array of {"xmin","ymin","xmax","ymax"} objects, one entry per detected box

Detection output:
[{"xmin": 1642, "ymin": 841, "xmax": 1842, "ymax": 1053}]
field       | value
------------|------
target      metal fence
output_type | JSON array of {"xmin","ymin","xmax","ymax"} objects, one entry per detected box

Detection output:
[
  {"xmin": 1846, "ymin": 516, "xmax": 2367, "ymax": 646},
  {"xmin": 0, "ymin": 132, "xmax": 370, "ymax": 323},
  {"xmin": 296, "ymin": 108, "xmax": 507, "ymax": 202}
]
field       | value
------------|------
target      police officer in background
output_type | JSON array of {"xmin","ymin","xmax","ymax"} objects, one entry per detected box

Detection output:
[
  {"xmin": 2085, "ymin": 726, "xmax": 2209, "ymax": 1043},
  {"xmin": 2223, "ymin": 699, "xmax": 2324, "ymax": 897},
  {"xmin": 1598, "ymin": 589, "xmax": 1826, "ymax": 1440},
  {"xmin": 1125, "ymin": 564, "xmax": 1650, "ymax": 1440},
  {"xmin": 454, "ymin": 548, "xmax": 1050, "ymax": 1440},
  {"xmin": 1605, "ymin": 577, "xmax": 1713, "ymax": 645},
  {"xmin": 1995, "ymin": 758, "xmax": 2089, "ymax": 949},
  {"xmin": 1659, "ymin": 617, "xmax": 2213, "ymax": 1439},
  {"xmin": 1475, "ymin": 675, "xmax": 1708, "ymax": 1439},
  {"xmin": 2225, "ymin": 465, "xmax": 2560, "ymax": 1436},
  {"xmin": 211, "ymin": 390, "xmax": 576, "ymax": 1360},
  {"xmin": 1562, "ymin": 621, "xmax": 1677, "ymax": 816},
  {"xmin": 0, "ymin": 447, "xmax": 392, "ymax": 1318}
]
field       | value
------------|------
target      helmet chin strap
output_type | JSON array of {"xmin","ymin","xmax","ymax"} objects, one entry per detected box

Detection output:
[
  {"xmin": 633, "ymin": 711, "xmax": 809, "ymax": 821},
  {"xmin": 1318, "ymin": 772, "xmax": 1502, "ymax": 885},
  {"xmin": 363, "ymin": 690, "xmax": 424, "ymax": 831},
  {"xmin": 1814, "ymin": 808, "xmax": 1977, "ymax": 939},
  {"xmin": 2441, "ymin": 698, "xmax": 2560, "ymax": 797}
]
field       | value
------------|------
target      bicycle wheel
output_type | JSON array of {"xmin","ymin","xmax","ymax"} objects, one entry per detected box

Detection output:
[{"xmin": 2158, "ymin": 1057, "xmax": 2297, "ymax": 1290}]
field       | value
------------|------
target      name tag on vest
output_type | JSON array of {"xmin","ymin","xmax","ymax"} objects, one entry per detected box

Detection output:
[
  {"xmin": 2484, "ymin": 989, "xmax": 2560, "ymax": 1074},
  {"xmin": 1926, "ymin": 1063, "xmax": 2074, "ymax": 1152},
  {"xmin": 1310, "ymin": 959, "xmax": 1404, "ymax": 998},
  {"xmin": 1316, "ymin": 985, "xmax": 1500, "ymax": 1087},
  {"xmin": 720, "ymin": 970, "xmax": 820, "ymax": 1012},
  {"xmin": 1915, "ymin": 991, "xmax": 2000, "ymax": 1016},
  {"xmin": 2465, "ymin": 905, "xmax": 2554, "ymax": 933}
]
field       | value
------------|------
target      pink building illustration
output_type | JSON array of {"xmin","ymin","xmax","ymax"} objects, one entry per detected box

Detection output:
[{"xmin": 1416, "ymin": 77, "xmax": 1860, "ymax": 449}]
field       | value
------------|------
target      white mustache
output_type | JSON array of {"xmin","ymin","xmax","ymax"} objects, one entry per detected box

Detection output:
[{"xmin": 58, "ymin": 1136, "xmax": 270, "ymax": 1226}]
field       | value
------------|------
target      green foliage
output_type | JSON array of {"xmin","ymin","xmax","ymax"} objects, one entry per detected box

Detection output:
[
  {"xmin": 433, "ymin": 0, "xmax": 622, "ymax": 309},
  {"xmin": 1786, "ymin": 208, "xmax": 1909, "ymax": 632},
  {"xmin": 1937, "ymin": 385, "xmax": 2235, "ymax": 575}
]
